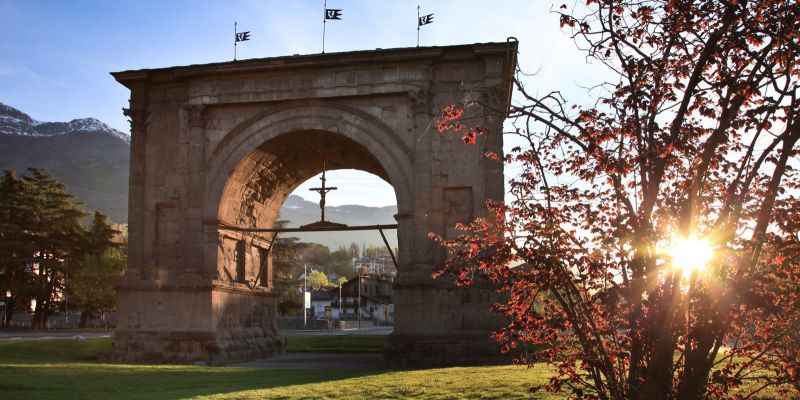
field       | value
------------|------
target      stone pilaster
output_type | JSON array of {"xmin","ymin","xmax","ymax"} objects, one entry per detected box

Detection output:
[
  {"xmin": 181, "ymin": 104, "xmax": 208, "ymax": 282},
  {"xmin": 123, "ymin": 106, "xmax": 149, "ymax": 282},
  {"xmin": 407, "ymin": 87, "xmax": 435, "ymax": 271}
]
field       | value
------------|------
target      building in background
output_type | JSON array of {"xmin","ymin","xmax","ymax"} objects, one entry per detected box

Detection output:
[
  {"xmin": 332, "ymin": 274, "xmax": 394, "ymax": 323},
  {"xmin": 352, "ymin": 255, "xmax": 397, "ymax": 277}
]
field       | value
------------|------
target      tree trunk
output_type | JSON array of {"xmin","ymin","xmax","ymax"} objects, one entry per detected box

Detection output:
[
  {"xmin": 637, "ymin": 276, "xmax": 683, "ymax": 399},
  {"xmin": 100, "ymin": 312, "xmax": 108, "ymax": 329},
  {"xmin": 677, "ymin": 357, "xmax": 712, "ymax": 400},
  {"xmin": 31, "ymin": 297, "xmax": 44, "ymax": 329},
  {"xmin": 79, "ymin": 311, "xmax": 90, "ymax": 328}
]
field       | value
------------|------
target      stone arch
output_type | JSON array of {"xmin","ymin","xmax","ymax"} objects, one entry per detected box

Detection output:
[
  {"xmin": 109, "ymin": 42, "xmax": 516, "ymax": 366},
  {"xmin": 203, "ymin": 102, "xmax": 414, "ymax": 285},
  {"xmin": 204, "ymin": 101, "xmax": 413, "ymax": 225}
]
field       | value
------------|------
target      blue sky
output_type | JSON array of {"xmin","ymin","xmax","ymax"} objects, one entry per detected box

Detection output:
[{"xmin": 0, "ymin": 0, "xmax": 599, "ymax": 207}]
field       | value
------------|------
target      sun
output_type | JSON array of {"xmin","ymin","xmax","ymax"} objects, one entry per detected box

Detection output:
[{"xmin": 665, "ymin": 234, "xmax": 714, "ymax": 278}]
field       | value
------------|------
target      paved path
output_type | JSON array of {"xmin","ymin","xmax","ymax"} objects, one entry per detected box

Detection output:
[
  {"xmin": 0, "ymin": 329, "xmax": 111, "ymax": 341},
  {"xmin": 234, "ymin": 352, "xmax": 385, "ymax": 370},
  {"xmin": 282, "ymin": 325, "xmax": 393, "ymax": 336}
]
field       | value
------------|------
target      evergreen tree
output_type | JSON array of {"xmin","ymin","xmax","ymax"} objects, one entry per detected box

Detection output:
[
  {"xmin": 0, "ymin": 169, "xmax": 126, "ymax": 329},
  {"xmin": 303, "ymin": 243, "xmax": 332, "ymax": 265},
  {"xmin": 329, "ymin": 247, "xmax": 354, "ymax": 279},
  {"xmin": 271, "ymin": 220, "xmax": 307, "ymax": 316},
  {"xmin": 86, "ymin": 212, "xmax": 118, "ymax": 254},
  {"xmin": 0, "ymin": 170, "xmax": 35, "ymax": 326},
  {"xmin": 21, "ymin": 169, "xmax": 87, "ymax": 328},
  {"xmin": 70, "ymin": 211, "xmax": 122, "ymax": 327},
  {"xmin": 348, "ymin": 242, "xmax": 359, "ymax": 258},
  {"xmin": 70, "ymin": 247, "xmax": 126, "ymax": 328}
]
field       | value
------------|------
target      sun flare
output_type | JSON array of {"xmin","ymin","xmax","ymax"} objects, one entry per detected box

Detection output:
[{"xmin": 666, "ymin": 235, "xmax": 714, "ymax": 277}]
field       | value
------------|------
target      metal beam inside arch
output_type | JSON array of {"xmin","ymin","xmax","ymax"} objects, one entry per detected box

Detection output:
[{"xmin": 216, "ymin": 222, "xmax": 399, "ymax": 277}]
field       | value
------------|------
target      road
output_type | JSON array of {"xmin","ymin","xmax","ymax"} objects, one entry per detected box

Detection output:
[
  {"xmin": 0, "ymin": 326, "xmax": 392, "ymax": 341},
  {"xmin": 0, "ymin": 329, "xmax": 111, "ymax": 341}
]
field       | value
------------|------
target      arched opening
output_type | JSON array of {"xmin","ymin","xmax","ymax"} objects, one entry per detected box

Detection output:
[
  {"xmin": 218, "ymin": 130, "xmax": 391, "ymax": 229},
  {"xmin": 209, "ymin": 127, "xmax": 404, "ymax": 359},
  {"xmin": 214, "ymin": 130, "xmax": 401, "ymax": 288},
  {"xmin": 277, "ymin": 170, "xmax": 398, "ymax": 332},
  {"xmin": 285, "ymin": 169, "xmax": 398, "ymax": 247}
]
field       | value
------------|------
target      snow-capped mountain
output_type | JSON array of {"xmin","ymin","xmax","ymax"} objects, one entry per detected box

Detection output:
[
  {"xmin": 0, "ymin": 101, "xmax": 396, "ymax": 249},
  {"xmin": 0, "ymin": 102, "xmax": 130, "ymax": 142},
  {"xmin": 0, "ymin": 101, "xmax": 130, "ymax": 223}
]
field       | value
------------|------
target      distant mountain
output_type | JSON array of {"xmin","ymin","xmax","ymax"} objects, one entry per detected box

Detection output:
[
  {"xmin": 0, "ymin": 102, "xmax": 130, "ymax": 142},
  {"xmin": 279, "ymin": 195, "xmax": 398, "ymax": 249},
  {"xmin": 0, "ymin": 101, "xmax": 130, "ymax": 223},
  {"xmin": 0, "ymin": 101, "xmax": 398, "ymax": 250}
]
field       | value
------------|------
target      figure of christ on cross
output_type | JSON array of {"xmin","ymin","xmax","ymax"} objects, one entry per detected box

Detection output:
[{"xmin": 309, "ymin": 163, "xmax": 337, "ymax": 222}]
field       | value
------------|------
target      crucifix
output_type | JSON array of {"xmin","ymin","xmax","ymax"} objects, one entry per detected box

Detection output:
[{"xmin": 309, "ymin": 162, "xmax": 337, "ymax": 222}]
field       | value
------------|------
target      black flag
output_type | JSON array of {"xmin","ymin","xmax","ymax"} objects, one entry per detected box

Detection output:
[
  {"xmin": 235, "ymin": 31, "xmax": 251, "ymax": 42},
  {"xmin": 325, "ymin": 9, "xmax": 342, "ymax": 20},
  {"xmin": 418, "ymin": 13, "xmax": 434, "ymax": 26}
]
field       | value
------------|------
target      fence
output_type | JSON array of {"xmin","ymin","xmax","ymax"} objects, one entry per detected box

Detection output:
[{"xmin": 3, "ymin": 312, "xmax": 116, "ymax": 329}]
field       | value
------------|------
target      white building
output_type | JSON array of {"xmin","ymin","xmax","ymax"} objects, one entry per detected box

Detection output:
[{"xmin": 352, "ymin": 255, "xmax": 397, "ymax": 276}]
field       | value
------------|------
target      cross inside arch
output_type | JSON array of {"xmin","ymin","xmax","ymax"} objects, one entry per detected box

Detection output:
[{"xmin": 309, "ymin": 162, "xmax": 337, "ymax": 222}]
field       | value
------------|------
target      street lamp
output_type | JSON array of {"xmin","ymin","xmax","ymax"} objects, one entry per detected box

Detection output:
[
  {"xmin": 303, "ymin": 263, "xmax": 308, "ymax": 328},
  {"xmin": 4, "ymin": 290, "xmax": 10, "ymax": 328},
  {"xmin": 382, "ymin": 273, "xmax": 392, "ymax": 324},
  {"xmin": 337, "ymin": 276, "xmax": 346, "ymax": 320},
  {"xmin": 64, "ymin": 261, "xmax": 69, "ymax": 329}
]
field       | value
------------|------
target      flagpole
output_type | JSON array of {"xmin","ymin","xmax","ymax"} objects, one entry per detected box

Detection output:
[
  {"xmin": 322, "ymin": 0, "xmax": 327, "ymax": 53},
  {"xmin": 417, "ymin": 5, "xmax": 420, "ymax": 47},
  {"xmin": 234, "ymin": 22, "xmax": 238, "ymax": 61}
]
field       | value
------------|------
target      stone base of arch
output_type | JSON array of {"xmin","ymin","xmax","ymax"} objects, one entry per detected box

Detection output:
[
  {"xmin": 107, "ymin": 283, "xmax": 285, "ymax": 365},
  {"xmin": 383, "ymin": 275, "xmax": 511, "ymax": 367}
]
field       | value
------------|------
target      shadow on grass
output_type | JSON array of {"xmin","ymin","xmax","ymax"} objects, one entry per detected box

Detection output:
[
  {"xmin": 0, "ymin": 338, "xmax": 387, "ymax": 400},
  {"xmin": 1, "ymin": 363, "xmax": 383, "ymax": 400}
]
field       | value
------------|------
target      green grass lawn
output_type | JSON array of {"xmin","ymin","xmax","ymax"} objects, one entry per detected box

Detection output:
[
  {"xmin": 0, "ymin": 336, "xmax": 556, "ymax": 400},
  {"xmin": 197, "ymin": 366, "xmax": 560, "ymax": 400},
  {"xmin": 285, "ymin": 334, "xmax": 387, "ymax": 353},
  {"xmin": 0, "ymin": 336, "xmax": 791, "ymax": 399}
]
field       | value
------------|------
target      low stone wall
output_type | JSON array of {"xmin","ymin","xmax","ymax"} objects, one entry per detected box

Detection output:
[{"xmin": 277, "ymin": 318, "xmax": 329, "ymax": 330}]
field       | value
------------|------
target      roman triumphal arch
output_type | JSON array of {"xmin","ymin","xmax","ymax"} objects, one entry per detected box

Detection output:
[{"xmin": 109, "ymin": 42, "xmax": 517, "ymax": 366}]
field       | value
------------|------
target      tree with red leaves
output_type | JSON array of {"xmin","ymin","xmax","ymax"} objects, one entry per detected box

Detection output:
[{"xmin": 433, "ymin": 1, "xmax": 800, "ymax": 399}]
